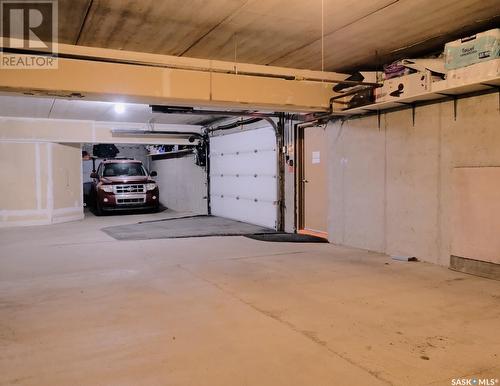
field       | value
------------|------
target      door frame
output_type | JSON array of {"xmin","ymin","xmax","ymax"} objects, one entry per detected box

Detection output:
[
  {"xmin": 295, "ymin": 124, "xmax": 328, "ymax": 239},
  {"xmin": 296, "ymin": 125, "xmax": 306, "ymax": 231}
]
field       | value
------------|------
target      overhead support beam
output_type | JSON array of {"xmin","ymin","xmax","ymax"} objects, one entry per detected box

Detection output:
[
  {"xmin": 11, "ymin": 42, "xmax": 348, "ymax": 83},
  {"xmin": 0, "ymin": 117, "xmax": 202, "ymax": 145},
  {"xmin": 0, "ymin": 44, "xmax": 345, "ymax": 113}
]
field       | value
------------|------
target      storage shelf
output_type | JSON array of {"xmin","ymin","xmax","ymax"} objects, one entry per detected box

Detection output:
[
  {"xmin": 337, "ymin": 75, "xmax": 500, "ymax": 116},
  {"xmin": 148, "ymin": 148, "xmax": 195, "ymax": 161}
]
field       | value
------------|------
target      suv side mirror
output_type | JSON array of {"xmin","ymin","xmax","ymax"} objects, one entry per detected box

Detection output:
[
  {"xmin": 90, "ymin": 172, "xmax": 98, "ymax": 179},
  {"xmin": 150, "ymin": 171, "xmax": 157, "ymax": 177}
]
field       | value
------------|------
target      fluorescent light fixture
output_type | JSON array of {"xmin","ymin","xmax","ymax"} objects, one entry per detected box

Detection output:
[{"xmin": 114, "ymin": 103, "xmax": 126, "ymax": 114}]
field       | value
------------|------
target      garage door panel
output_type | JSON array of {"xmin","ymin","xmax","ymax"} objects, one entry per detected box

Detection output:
[
  {"xmin": 210, "ymin": 196, "xmax": 276, "ymax": 230},
  {"xmin": 211, "ymin": 176, "xmax": 277, "ymax": 201},
  {"xmin": 211, "ymin": 151, "xmax": 276, "ymax": 175},
  {"xmin": 210, "ymin": 127, "xmax": 277, "ymax": 229},
  {"xmin": 211, "ymin": 128, "xmax": 276, "ymax": 151}
]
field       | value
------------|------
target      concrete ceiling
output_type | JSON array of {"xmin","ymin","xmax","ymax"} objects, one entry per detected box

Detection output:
[
  {"xmin": 0, "ymin": 95, "xmax": 217, "ymax": 125},
  {"xmin": 58, "ymin": 0, "xmax": 500, "ymax": 72}
]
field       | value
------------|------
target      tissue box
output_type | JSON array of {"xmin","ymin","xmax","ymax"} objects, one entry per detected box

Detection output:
[
  {"xmin": 445, "ymin": 29, "xmax": 500, "ymax": 70},
  {"xmin": 375, "ymin": 72, "xmax": 438, "ymax": 102}
]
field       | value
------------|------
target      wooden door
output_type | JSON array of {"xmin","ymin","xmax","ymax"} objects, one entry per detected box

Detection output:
[{"xmin": 300, "ymin": 126, "xmax": 328, "ymax": 237}]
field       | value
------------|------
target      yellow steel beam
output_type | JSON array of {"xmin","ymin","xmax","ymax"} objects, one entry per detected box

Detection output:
[{"xmin": 0, "ymin": 45, "xmax": 342, "ymax": 112}]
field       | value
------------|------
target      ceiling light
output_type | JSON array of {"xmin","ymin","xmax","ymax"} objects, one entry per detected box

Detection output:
[{"xmin": 114, "ymin": 103, "xmax": 126, "ymax": 114}]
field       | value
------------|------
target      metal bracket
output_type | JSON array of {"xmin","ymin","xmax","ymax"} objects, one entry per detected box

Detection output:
[
  {"xmin": 433, "ymin": 92, "xmax": 459, "ymax": 121},
  {"xmin": 434, "ymin": 92, "xmax": 454, "ymax": 98},
  {"xmin": 394, "ymin": 101, "xmax": 416, "ymax": 126},
  {"xmin": 493, "ymin": 86, "xmax": 500, "ymax": 114},
  {"xmin": 480, "ymin": 83, "xmax": 498, "ymax": 88},
  {"xmin": 453, "ymin": 96, "xmax": 458, "ymax": 121}
]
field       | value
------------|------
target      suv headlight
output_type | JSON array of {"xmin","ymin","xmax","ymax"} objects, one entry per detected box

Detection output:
[
  {"xmin": 146, "ymin": 183, "xmax": 157, "ymax": 191},
  {"xmin": 99, "ymin": 184, "xmax": 113, "ymax": 193}
]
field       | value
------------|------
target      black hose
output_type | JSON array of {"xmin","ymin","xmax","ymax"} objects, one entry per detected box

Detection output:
[{"xmin": 209, "ymin": 117, "xmax": 263, "ymax": 132}]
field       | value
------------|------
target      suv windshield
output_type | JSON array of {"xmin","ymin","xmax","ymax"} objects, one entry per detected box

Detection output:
[{"xmin": 103, "ymin": 163, "xmax": 146, "ymax": 177}]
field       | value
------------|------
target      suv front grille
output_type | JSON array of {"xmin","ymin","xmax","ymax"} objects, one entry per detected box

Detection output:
[
  {"xmin": 116, "ymin": 197, "xmax": 146, "ymax": 205},
  {"xmin": 113, "ymin": 184, "xmax": 146, "ymax": 194}
]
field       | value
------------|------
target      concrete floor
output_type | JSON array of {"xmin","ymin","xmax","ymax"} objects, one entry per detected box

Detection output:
[{"xmin": 0, "ymin": 212, "xmax": 499, "ymax": 386}]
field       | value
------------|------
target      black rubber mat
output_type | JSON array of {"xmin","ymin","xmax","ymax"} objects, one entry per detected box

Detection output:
[{"xmin": 244, "ymin": 233, "xmax": 329, "ymax": 243}]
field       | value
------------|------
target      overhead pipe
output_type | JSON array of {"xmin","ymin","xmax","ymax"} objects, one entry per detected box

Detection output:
[
  {"xmin": 111, "ymin": 129, "xmax": 206, "ymax": 143},
  {"xmin": 298, "ymin": 94, "xmax": 353, "ymax": 124},
  {"xmin": 151, "ymin": 105, "xmax": 282, "ymax": 119},
  {"xmin": 208, "ymin": 117, "xmax": 263, "ymax": 132},
  {"xmin": 151, "ymin": 105, "xmax": 313, "ymax": 122}
]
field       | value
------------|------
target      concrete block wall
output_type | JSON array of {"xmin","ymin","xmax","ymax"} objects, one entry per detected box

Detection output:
[{"xmin": 327, "ymin": 92, "xmax": 500, "ymax": 266}]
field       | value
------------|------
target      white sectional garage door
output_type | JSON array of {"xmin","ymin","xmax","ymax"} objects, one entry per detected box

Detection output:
[{"xmin": 210, "ymin": 127, "xmax": 277, "ymax": 229}]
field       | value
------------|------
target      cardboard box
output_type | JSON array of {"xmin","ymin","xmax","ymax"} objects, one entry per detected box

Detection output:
[
  {"xmin": 399, "ymin": 59, "xmax": 446, "ymax": 76},
  {"xmin": 446, "ymin": 58, "xmax": 500, "ymax": 86},
  {"xmin": 375, "ymin": 71, "xmax": 439, "ymax": 102},
  {"xmin": 445, "ymin": 28, "xmax": 500, "ymax": 70}
]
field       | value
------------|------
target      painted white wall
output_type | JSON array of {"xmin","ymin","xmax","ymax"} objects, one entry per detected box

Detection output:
[
  {"xmin": 0, "ymin": 114, "xmax": 203, "ymax": 227},
  {"xmin": 0, "ymin": 142, "xmax": 83, "ymax": 227},
  {"xmin": 152, "ymin": 154, "xmax": 207, "ymax": 215},
  {"xmin": 326, "ymin": 92, "xmax": 500, "ymax": 266}
]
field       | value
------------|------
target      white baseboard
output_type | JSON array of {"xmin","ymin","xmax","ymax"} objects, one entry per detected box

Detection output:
[{"xmin": 0, "ymin": 206, "xmax": 83, "ymax": 228}]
